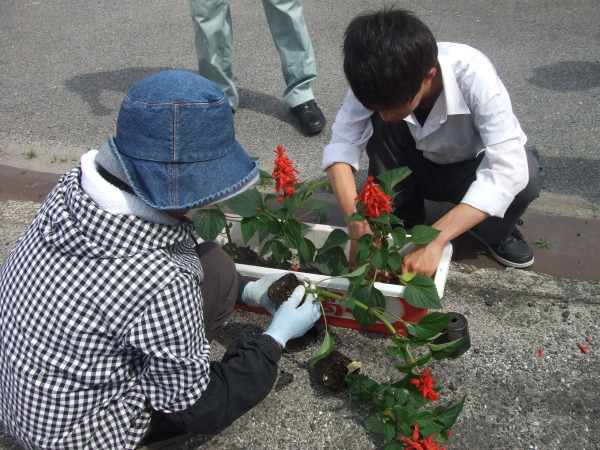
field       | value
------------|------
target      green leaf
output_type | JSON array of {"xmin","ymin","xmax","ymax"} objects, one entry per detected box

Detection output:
[
  {"xmin": 394, "ymin": 387, "xmax": 406, "ymax": 405},
  {"xmin": 352, "ymin": 303, "xmax": 377, "ymax": 329},
  {"xmin": 429, "ymin": 335, "xmax": 470, "ymax": 360},
  {"xmin": 384, "ymin": 421, "xmax": 396, "ymax": 443},
  {"xmin": 404, "ymin": 322, "xmax": 440, "ymax": 340},
  {"xmin": 376, "ymin": 167, "xmax": 412, "ymax": 194},
  {"xmin": 281, "ymin": 193, "xmax": 302, "ymax": 218},
  {"xmin": 240, "ymin": 216, "xmax": 260, "ymax": 243},
  {"xmin": 260, "ymin": 239, "xmax": 272, "ymax": 257},
  {"xmin": 298, "ymin": 237, "xmax": 317, "ymax": 268},
  {"xmin": 314, "ymin": 247, "xmax": 349, "ymax": 276},
  {"xmin": 390, "ymin": 227, "xmax": 407, "ymax": 248},
  {"xmin": 257, "ymin": 217, "xmax": 275, "ymax": 243},
  {"xmin": 404, "ymin": 275, "xmax": 441, "ymax": 309},
  {"xmin": 318, "ymin": 228, "xmax": 349, "ymax": 253},
  {"xmin": 345, "ymin": 263, "xmax": 370, "ymax": 279},
  {"xmin": 408, "ymin": 392, "xmax": 430, "ymax": 409},
  {"xmin": 417, "ymin": 421, "xmax": 444, "ymax": 441},
  {"xmin": 370, "ymin": 247, "xmax": 389, "ymax": 270},
  {"xmin": 224, "ymin": 189, "xmax": 263, "ymax": 217},
  {"xmin": 369, "ymin": 214, "xmax": 392, "ymax": 227},
  {"xmin": 300, "ymin": 179, "xmax": 330, "ymax": 199},
  {"xmin": 388, "ymin": 343, "xmax": 412, "ymax": 361},
  {"xmin": 309, "ymin": 331, "xmax": 335, "ymax": 367},
  {"xmin": 364, "ymin": 413, "xmax": 385, "ymax": 435},
  {"xmin": 355, "ymin": 235, "xmax": 375, "ymax": 264},
  {"xmin": 345, "ymin": 211, "xmax": 366, "ymax": 222},
  {"xmin": 432, "ymin": 395, "xmax": 466, "ymax": 429},
  {"xmin": 387, "ymin": 252, "xmax": 402, "ymax": 272},
  {"xmin": 408, "ymin": 225, "xmax": 442, "ymax": 244},
  {"xmin": 192, "ymin": 208, "xmax": 227, "ymax": 242},
  {"xmin": 269, "ymin": 240, "xmax": 288, "ymax": 265},
  {"xmin": 283, "ymin": 218, "xmax": 302, "ymax": 249},
  {"xmin": 258, "ymin": 168, "xmax": 272, "ymax": 180},
  {"xmin": 351, "ymin": 285, "xmax": 386, "ymax": 329},
  {"xmin": 405, "ymin": 312, "xmax": 453, "ymax": 339}
]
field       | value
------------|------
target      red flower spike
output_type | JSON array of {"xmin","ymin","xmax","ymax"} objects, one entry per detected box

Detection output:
[
  {"xmin": 399, "ymin": 425, "xmax": 447, "ymax": 450},
  {"xmin": 272, "ymin": 145, "xmax": 300, "ymax": 203},
  {"xmin": 355, "ymin": 176, "xmax": 393, "ymax": 218},
  {"xmin": 410, "ymin": 369, "xmax": 439, "ymax": 401},
  {"xmin": 577, "ymin": 343, "xmax": 589, "ymax": 354},
  {"xmin": 586, "ymin": 338, "xmax": 592, "ymax": 343},
  {"xmin": 537, "ymin": 348, "xmax": 543, "ymax": 357}
]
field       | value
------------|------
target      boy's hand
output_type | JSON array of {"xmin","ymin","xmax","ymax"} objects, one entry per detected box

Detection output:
[{"xmin": 401, "ymin": 242, "xmax": 443, "ymax": 277}]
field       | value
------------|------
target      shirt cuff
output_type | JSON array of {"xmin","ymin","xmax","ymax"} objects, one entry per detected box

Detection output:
[
  {"xmin": 322, "ymin": 143, "xmax": 362, "ymax": 172},
  {"xmin": 462, "ymin": 180, "xmax": 514, "ymax": 217},
  {"xmin": 258, "ymin": 334, "xmax": 283, "ymax": 363}
]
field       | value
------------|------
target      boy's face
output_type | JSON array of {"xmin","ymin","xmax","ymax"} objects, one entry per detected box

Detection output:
[
  {"xmin": 378, "ymin": 86, "xmax": 426, "ymax": 123},
  {"xmin": 377, "ymin": 67, "xmax": 440, "ymax": 123}
]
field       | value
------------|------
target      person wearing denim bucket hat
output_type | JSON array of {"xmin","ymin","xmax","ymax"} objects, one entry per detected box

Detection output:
[{"xmin": 0, "ymin": 70, "xmax": 320, "ymax": 449}]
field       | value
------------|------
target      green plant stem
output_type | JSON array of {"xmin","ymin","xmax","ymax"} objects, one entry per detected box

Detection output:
[
  {"xmin": 306, "ymin": 287, "xmax": 401, "ymax": 336},
  {"xmin": 224, "ymin": 222, "xmax": 233, "ymax": 247}
]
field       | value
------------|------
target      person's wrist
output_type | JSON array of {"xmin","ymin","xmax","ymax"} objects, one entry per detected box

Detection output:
[{"xmin": 263, "ymin": 331, "xmax": 285, "ymax": 349}]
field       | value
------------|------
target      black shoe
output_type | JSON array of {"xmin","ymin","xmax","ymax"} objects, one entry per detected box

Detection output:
[
  {"xmin": 290, "ymin": 100, "xmax": 326, "ymax": 134},
  {"xmin": 469, "ymin": 221, "xmax": 534, "ymax": 268}
]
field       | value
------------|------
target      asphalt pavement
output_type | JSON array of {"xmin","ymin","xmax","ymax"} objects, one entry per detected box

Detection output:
[{"xmin": 1, "ymin": 0, "xmax": 599, "ymax": 448}]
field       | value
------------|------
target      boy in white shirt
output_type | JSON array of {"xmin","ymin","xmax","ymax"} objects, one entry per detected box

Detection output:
[{"xmin": 323, "ymin": 8, "xmax": 544, "ymax": 276}]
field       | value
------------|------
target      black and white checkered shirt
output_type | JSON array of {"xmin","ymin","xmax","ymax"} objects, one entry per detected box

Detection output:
[{"xmin": 0, "ymin": 167, "xmax": 211, "ymax": 449}]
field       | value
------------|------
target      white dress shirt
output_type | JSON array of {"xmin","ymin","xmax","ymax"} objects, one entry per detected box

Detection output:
[{"xmin": 322, "ymin": 42, "xmax": 529, "ymax": 218}]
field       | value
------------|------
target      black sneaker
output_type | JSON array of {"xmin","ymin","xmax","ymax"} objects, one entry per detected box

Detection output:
[
  {"xmin": 469, "ymin": 221, "xmax": 534, "ymax": 268},
  {"xmin": 290, "ymin": 100, "xmax": 326, "ymax": 134}
]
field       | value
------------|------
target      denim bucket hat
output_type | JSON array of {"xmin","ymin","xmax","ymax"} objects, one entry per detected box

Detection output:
[{"xmin": 108, "ymin": 70, "xmax": 258, "ymax": 210}]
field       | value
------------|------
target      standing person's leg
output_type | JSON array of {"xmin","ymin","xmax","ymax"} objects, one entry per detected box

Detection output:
[
  {"xmin": 261, "ymin": 0, "xmax": 325, "ymax": 134},
  {"xmin": 261, "ymin": 0, "xmax": 316, "ymax": 108},
  {"xmin": 189, "ymin": 0, "xmax": 239, "ymax": 110},
  {"xmin": 195, "ymin": 242, "xmax": 238, "ymax": 342}
]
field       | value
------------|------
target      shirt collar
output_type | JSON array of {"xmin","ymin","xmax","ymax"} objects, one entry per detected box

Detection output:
[{"xmin": 438, "ymin": 51, "xmax": 471, "ymax": 116}]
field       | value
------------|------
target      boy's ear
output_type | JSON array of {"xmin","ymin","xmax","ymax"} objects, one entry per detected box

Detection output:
[{"xmin": 424, "ymin": 67, "xmax": 437, "ymax": 83}]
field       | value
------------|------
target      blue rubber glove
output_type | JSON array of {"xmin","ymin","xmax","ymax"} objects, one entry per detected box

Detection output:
[
  {"xmin": 240, "ymin": 273, "xmax": 288, "ymax": 315},
  {"xmin": 263, "ymin": 285, "xmax": 321, "ymax": 348}
]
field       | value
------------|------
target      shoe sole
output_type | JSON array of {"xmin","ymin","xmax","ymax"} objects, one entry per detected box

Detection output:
[{"xmin": 466, "ymin": 230, "xmax": 534, "ymax": 268}]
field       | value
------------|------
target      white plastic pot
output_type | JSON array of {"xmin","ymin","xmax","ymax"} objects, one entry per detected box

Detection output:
[{"xmin": 215, "ymin": 215, "xmax": 453, "ymax": 334}]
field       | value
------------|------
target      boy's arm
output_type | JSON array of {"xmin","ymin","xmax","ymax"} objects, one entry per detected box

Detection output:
[
  {"xmin": 403, "ymin": 203, "xmax": 488, "ymax": 276},
  {"xmin": 326, "ymin": 162, "xmax": 372, "ymax": 267}
]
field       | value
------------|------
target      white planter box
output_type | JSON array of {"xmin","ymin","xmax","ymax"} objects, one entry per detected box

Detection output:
[{"xmin": 215, "ymin": 215, "xmax": 452, "ymax": 334}]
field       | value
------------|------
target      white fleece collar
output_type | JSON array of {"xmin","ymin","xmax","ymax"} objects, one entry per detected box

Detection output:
[{"xmin": 80, "ymin": 149, "xmax": 180, "ymax": 227}]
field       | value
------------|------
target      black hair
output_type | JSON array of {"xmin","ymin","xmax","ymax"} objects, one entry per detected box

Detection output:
[{"xmin": 343, "ymin": 8, "xmax": 438, "ymax": 110}]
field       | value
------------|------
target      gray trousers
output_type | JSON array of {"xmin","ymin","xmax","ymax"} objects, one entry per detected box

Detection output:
[
  {"xmin": 366, "ymin": 113, "xmax": 545, "ymax": 244},
  {"xmin": 195, "ymin": 242, "xmax": 238, "ymax": 342},
  {"xmin": 188, "ymin": 0, "xmax": 317, "ymax": 109}
]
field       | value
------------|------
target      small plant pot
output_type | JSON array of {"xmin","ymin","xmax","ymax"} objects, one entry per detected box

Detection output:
[
  {"xmin": 433, "ymin": 312, "xmax": 471, "ymax": 359},
  {"xmin": 313, "ymin": 349, "xmax": 361, "ymax": 391},
  {"xmin": 267, "ymin": 273, "xmax": 320, "ymax": 352}
]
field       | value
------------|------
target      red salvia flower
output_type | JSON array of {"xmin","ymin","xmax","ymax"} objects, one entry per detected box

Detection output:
[
  {"xmin": 355, "ymin": 176, "xmax": 393, "ymax": 218},
  {"xmin": 577, "ymin": 343, "xmax": 589, "ymax": 354},
  {"xmin": 272, "ymin": 145, "xmax": 299, "ymax": 203},
  {"xmin": 399, "ymin": 425, "xmax": 447, "ymax": 450},
  {"xmin": 410, "ymin": 369, "xmax": 439, "ymax": 401}
]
